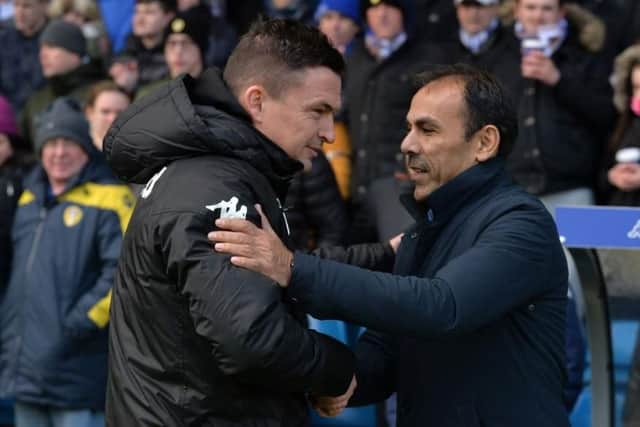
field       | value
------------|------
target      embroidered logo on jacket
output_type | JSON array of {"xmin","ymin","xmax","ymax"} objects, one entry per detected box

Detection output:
[
  {"xmin": 63, "ymin": 205, "xmax": 83, "ymax": 227},
  {"xmin": 628, "ymin": 220, "xmax": 640, "ymax": 239},
  {"xmin": 206, "ymin": 197, "xmax": 248, "ymax": 219}
]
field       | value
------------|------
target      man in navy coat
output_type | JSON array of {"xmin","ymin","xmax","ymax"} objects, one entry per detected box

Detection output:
[{"xmin": 210, "ymin": 64, "xmax": 570, "ymax": 427}]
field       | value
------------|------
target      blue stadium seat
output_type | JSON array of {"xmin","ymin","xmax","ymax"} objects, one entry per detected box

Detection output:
[
  {"xmin": 308, "ymin": 317, "xmax": 377, "ymax": 427},
  {"xmin": 570, "ymin": 320, "xmax": 639, "ymax": 427}
]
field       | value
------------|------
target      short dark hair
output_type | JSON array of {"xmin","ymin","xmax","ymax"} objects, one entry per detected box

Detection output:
[
  {"xmin": 416, "ymin": 64, "xmax": 518, "ymax": 158},
  {"xmin": 135, "ymin": 0, "xmax": 177, "ymax": 13},
  {"xmin": 223, "ymin": 19, "xmax": 345, "ymax": 99}
]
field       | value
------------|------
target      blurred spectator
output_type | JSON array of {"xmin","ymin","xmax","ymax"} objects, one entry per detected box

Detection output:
[
  {"xmin": 178, "ymin": 0, "xmax": 236, "ymax": 68},
  {"xmin": 135, "ymin": 8, "xmax": 208, "ymax": 99},
  {"xmin": 285, "ymin": 151, "xmax": 349, "ymax": 250},
  {"xmin": 451, "ymin": 0, "xmax": 521, "ymax": 95},
  {"xmin": 0, "ymin": 96, "xmax": 33, "ymax": 307},
  {"xmin": 48, "ymin": 0, "xmax": 111, "ymax": 64},
  {"xmin": 108, "ymin": 53, "xmax": 139, "ymax": 96},
  {"xmin": 0, "ymin": 0, "xmax": 48, "ymax": 113},
  {"xmin": 601, "ymin": 43, "xmax": 640, "ymax": 206},
  {"xmin": 0, "ymin": 98, "xmax": 133, "ymax": 427},
  {"xmin": 344, "ymin": 0, "xmax": 448, "ymax": 243},
  {"xmin": 0, "ymin": 96, "xmax": 32, "ymax": 427},
  {"xmin": 507, "ymin": 0, "xmax": 615, "ymax": 213},
  {"xmin": 414, "ymin": 0, "xmax": 458, "ymax": 43},
  {"xmin": 121, "ymin": 0, "xmax": 175, "ymax": 87},
  {"xmin": 264, "ymin": 0, "xmax": 318, "ymax": 24},
  {"xmin": 84, "ymin": 80, "xmax": 130, "ymax": 150},
  {"xmin": 315, "ymin": 0, "xmax": 360, "ymax": 55},
  {"xmin": 20, "ymin": 19, "xmax": 104, "ymax": 147},
  {"xmin": 314, "ymin": 0, "xmax": 361, "ymax": 198}
]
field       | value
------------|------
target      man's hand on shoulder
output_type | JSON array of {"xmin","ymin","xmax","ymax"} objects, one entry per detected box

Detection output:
[{"xmin": 209, "ymin": 204, "xmax": 293, "ymax": 287}]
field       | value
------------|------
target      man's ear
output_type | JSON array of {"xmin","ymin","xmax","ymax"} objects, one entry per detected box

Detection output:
[
  {"xmin": 240, "ymin": 85, "xmax": 267, "ymax": 125},
  {"xmin": 475, "ymin": 125, "xmax": 500, "ymax": 162}
]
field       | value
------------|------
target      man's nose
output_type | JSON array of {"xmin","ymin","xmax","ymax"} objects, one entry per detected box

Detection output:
[
  {"xmin": 400, "ymin": 131, "xmax": 415, "ymax": 154},
  {"xmin": 319, "ymin": 115, "xmax": 336, "ymax": 144}
]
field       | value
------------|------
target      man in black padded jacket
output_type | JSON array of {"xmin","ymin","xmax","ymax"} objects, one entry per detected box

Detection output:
[{"xmin": 103, "ymin": 19, "xmax": 371, "ymax": 426}]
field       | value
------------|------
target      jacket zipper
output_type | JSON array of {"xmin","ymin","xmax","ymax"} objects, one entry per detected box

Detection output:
[
  {"xmin": 12, "ymin": 207, "xmax": 47, "ymax": 391},
  {"xmin": 276, "ymin": 198, "xmax": 291, "ymax": 236}
]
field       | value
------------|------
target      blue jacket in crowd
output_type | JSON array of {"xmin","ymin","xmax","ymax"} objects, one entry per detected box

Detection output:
[
  {"xmin": 0, "ymin": 159, "xmax": 134, "ymax": 410},
  {"xmin": 290, "ymin": 158, "xmax": 570, "ymax": 426}
]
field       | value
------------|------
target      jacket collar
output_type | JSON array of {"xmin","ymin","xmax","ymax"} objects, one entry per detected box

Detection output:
[{"xmin": 401, "ymin": 156, "xmax": 507, "ymax": 225}]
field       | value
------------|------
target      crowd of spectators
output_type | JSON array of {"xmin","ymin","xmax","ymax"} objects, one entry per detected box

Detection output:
[{"xmin": 1, "ymin": 0, "xmax": 640, "ymax": 426}]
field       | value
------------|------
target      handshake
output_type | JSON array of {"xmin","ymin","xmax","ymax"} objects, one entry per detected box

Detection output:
[{"xmin": 312, "ymin": 375, "xmax": 358, "ymax": 417}]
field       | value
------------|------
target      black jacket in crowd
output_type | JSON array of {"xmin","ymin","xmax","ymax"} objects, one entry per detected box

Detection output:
[
  {"xmin": 344, "ymin": 37, "xmax": 449, "ymax": 204},
  {"xmin": 285, "ymin": 151, "xmax": 348, "ymax": 250},
  {"xmin": 450, "ymin": 22, "xmax": 522, "ymax": 104},
  {"xmin": 122, "ymin": 34, "xmax": 169, "ymax": 88},
  {"xmin": 506, "ymin": 25, "xmax": 616, "ymax": 196},
  {"xmin": 103, "ymin": 69, "xmax": 354, "ymax": 426},
  {"xmin": 0, "ymin": 157, "xmax": 31, "ymax": 288}
]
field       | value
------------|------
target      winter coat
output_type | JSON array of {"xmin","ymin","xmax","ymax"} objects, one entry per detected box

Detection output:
[
  {"xmin": 0, "ymin": 159, "xmax": 134, "ymax": 410},
  {"xmin": 0, "ymin": 21, "xmax": 46, "ymax": 113},
  {"xmin": 0, "ymin": 159, "xmax": 32, "ymax": 288},
  {"xmin": 286, "ymin": 158, "xmax": 570, "ymax": 427},
  {"xmin": 506, "ymin": 23, "xmax": 616, "ymax": 195},
  {"xmin": 19, "ymin": 61, "xmax": 105, "ymax": 148},
  {"xmin": 450, "ymin": 23, "xmax": 522, "ymax": 104},
  {"xmin": 121, "ymin": 34, "xmax": 168, "ymax": 87},
  {"xmin": 414, "ymin": 0, "xmax": 458, "ymax": 44},
  {"xmin": 344, "ymin": 37, "xmax": 449, "ymax": 204},
  {"xmin": 103, "ymin": 69, "xmax": 354, "ymax": 426},
  {"xmin": 285, "ymin": 152, "xmax": 349, "ymax": 250}
]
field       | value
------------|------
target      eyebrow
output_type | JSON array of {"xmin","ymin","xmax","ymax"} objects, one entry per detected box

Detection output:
[
  {"xmin": 409, "ymin": 116, "xmax": 441, "ymax": 130},
  {"xmin": 307, "ymin": 102, "xmax": 338, "ymax": 113}
]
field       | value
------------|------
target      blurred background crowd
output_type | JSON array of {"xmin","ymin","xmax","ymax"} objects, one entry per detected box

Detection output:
[{"xmin": 1, "ymin": 0, "xmax": 640, "ymax": 426}]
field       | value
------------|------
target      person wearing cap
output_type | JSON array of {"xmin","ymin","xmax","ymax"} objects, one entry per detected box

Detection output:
[
  {"xmin": 0, "ymin": 97, "xmax": 134, "ymax": 427},
  {"xmin": 20, "ymin": 18, "xmax": 104, "ymax": 148},
  {"xmin": 344, "ymin": 0, "xmax": 449, "ymax": 243},
  {"xmin": 0, "ymin": 0, "xmax": 48, "ymax": 114},
  {"xmin": 134, "ymin": 8, "xmax": 208, "ymax": 100},
  {"xmin": 315, "ymin": 0, "xmax": 361, "ymax": 55}
]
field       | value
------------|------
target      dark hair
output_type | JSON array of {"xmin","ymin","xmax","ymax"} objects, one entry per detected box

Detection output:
[
  {"xmin": 223, "ymin": 18, "xmax": 344, "ymax": 99},
  {"xmin": 416, "ymin": 63, "xmax": 518, "ymax": 158},
  {"xmin": 135, "ymin": 0, "xmax": 177, "ymax": 13}
]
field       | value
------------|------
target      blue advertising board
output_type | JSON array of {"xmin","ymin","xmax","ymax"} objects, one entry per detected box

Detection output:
[{"xmin": 556, "ymin": 206, "xmax": 640, "ymax": 249}]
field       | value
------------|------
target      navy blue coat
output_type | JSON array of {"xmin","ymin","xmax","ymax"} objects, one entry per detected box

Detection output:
[
  {"xmin": 289, "ymin": 158, "xmax": 570, "ymax": 427},
  {"xmin": 0, "ymin": 160, "xmax": 134, "ymax": 410}
]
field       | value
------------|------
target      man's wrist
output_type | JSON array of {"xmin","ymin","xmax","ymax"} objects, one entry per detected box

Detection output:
[{"xmin": 280, "ymin": 250, "xmax": 294, "ymax": 288}]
